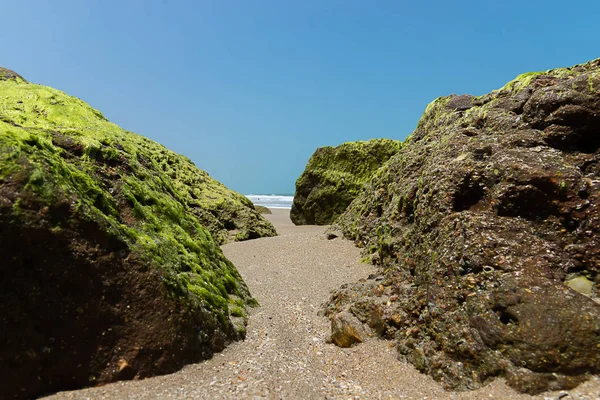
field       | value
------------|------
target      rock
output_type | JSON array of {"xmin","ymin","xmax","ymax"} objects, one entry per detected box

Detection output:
[
  {"xmin": 118, "ymin": 358, "xmax": 130, "ymax": 372},
  {"xmin": 327, "ymin": 58, "xmax": 600, "ymax": 394},
  {"xmin": 326, "ymin": 226, "xmax": 343, "ymax": 240},
  {"xmin": 330, "ymin": 311, "xmax": 367, "ymax": 348},
  {"xmin": 446, "ymin": 94, "xmax": 474, "ymax": 111},
  {"xmin": 565, "ymin": 275, "xmax": 594, "ymax": 296},
  {"xmin": 325, "ymin": 279, "xmax": 390, "ymax": 348},
  {"xmin": 0, "ymin": 70, "xmax": 271, "ymax": 399},
  {"xmin": 0, "ymin": 67, "xmax": 26, "ymax": 82},
  {"xmin": 116, "ymin": 358, "xmax": 136, "ymax": 380},
  {"xmin": 290, "ymin": 139, "xmax": 402, "ymax": 225},
  {"xmin": 253, "ymin": 205, "xmax": 272, "ymax": 214},
  {"xmin": 326, "ymin": 231, "xmax": 339, "ymax": 240}
]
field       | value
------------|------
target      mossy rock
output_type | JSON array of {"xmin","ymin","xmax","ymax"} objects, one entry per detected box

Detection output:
[
  {"xmin": 0, "ymin": 69, "xmax": 272, "ymax": 399},
  {"xmin": 290, "ymin": 138, "xmax": 402, "ymax": 225},
  {"xmin": 327, "ymin": 58, "xmax": 600, "ymax": 394}
]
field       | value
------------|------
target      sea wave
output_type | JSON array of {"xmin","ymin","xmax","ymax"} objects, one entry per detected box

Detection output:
[{"xmin": 245, "ymin": 194, "xmax": 293, "ymax": 209}]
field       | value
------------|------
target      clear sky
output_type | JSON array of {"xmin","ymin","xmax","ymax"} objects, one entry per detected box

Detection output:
[{"xmin": 2, "ymin": 1, "xmax": 599, "ymax": 194}]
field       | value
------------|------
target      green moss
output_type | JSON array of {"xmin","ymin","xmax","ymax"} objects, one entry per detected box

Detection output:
[
  {"xmin": 1, "ymin": 77, "xmax": 276, "ymax": 245},
  {"xmin": 291, "ymin": 138, "xmax": 402, "ymax": 225},
  {"xmin": 499, "ymin": 71, "xmax": 545, "ymax": 93},
  {"xmin": 412, "ymin": 96, "xmax": 456, "ymax": 135},
  {"xmin": 230, "ymin": 306, "xmax": 245, "ymax": 318},
  {"xmin": 498, "ymin": 65, "xmax": 580, "ymax": 94},
  {"xmin": 0, "ymin": 75, "xmax": 268, "ymax": 326}
]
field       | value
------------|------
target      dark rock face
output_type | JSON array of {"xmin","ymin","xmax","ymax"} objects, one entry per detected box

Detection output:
[
  {"xmin": 291, "ymin": 139, "xmax": 402, "ymax": 225},
  {"xmin": 0, "ymin": 71, "xmax": 269, "ymax": 398},
  {"xmin": 326, "ymin": 58, "xmax": 600, "ymax": 393}
]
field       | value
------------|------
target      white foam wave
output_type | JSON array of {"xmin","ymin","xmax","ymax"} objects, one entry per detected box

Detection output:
[{"xmin": 245, "ymin": 194, "xmax": 294, "ymax": 209}]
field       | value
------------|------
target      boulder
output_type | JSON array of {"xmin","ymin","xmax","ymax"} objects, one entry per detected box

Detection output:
[
  {"xmin": 253, "ymin": 205, "xmax": 272, "ymax": 214},
  {"xmin": 0, "ymin": 70, "xmax": 273, "ymax": 398},
  {"xmin": 327, "ymin": 58, "xmax": 600, "ymax": 393},
  {"xmin": 291, "ymin": 139, "xmax": 402, "ymax": 225}
]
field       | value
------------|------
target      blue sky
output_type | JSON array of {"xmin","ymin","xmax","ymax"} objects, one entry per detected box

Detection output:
[{"xmin": 2, "ymin": 1, "xmax": 599, "ymax": 194}]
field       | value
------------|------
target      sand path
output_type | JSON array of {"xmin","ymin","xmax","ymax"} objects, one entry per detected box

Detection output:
[{"xmin": 47, "ymin": 210, "xmax": 599, "ymax": 399}]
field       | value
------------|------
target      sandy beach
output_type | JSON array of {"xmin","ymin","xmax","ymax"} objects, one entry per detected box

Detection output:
[{"xmin": 45, "ymin": 209, "xmax": 600, "ymax": 399}]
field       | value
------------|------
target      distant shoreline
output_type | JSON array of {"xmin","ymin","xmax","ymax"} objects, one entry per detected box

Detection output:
[{"xmin": 245, "ymin": 194, "xmax": 293, "ymax": 210}]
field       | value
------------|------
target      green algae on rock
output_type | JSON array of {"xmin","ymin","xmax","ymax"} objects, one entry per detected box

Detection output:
[
  {"xmin": 0, "ymin": 70, "xmax": 273, "ymax": 399},
  {"xmin": 290, "ymin": 138, "xmax": 402, "ymax": 225},
  {"xmin": 325, "ymin": 58, "xmax": 600, "ymax": 394}
]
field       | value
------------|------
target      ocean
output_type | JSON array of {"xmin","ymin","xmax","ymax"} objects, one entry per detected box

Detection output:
[{"xmin": 246, "ymin": 194, "xmax": 293, "ymax": 209}]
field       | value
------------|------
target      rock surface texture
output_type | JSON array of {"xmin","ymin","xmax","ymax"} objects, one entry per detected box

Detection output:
[
  {"xmin": 0, "ymin": 69, "xmax": 275, "ymax": 399},
  {"xmin": 326, "ymin": 58, "xmax": 600, "ymax": 394},
  {"xmin": 290, "ymin": 138, "xmax": 402, "ymax": 225}
]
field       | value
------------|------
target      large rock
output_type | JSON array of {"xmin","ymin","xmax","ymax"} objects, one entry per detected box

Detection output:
[
  {"xmin": 0, "ymin": 69, "xmax": 275, "ymax": 399},
  {"xmin": 291, "ymin": 139, "xmax": 402, "ymax": 225},
  {"xmin": 325, "ymin": 58, "xmax": 600, "ymax": 394}
]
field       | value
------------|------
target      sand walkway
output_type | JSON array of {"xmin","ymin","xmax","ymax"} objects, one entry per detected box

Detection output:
[{"xmin": 46, "ymin": 210, "xmax": 599, "ymax": 399}]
